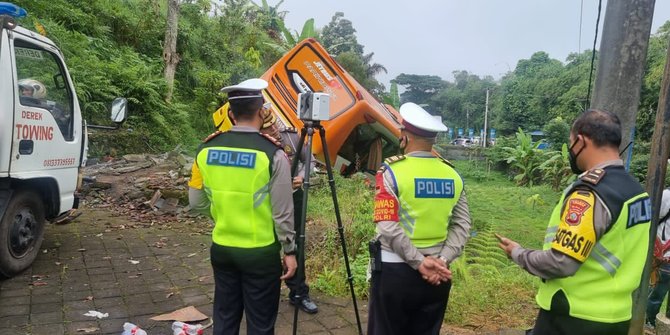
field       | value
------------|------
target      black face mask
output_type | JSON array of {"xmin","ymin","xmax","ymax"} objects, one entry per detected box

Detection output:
[{"xmin": 568, "ymin": 137, "xmax": 586, "ymax": 175}]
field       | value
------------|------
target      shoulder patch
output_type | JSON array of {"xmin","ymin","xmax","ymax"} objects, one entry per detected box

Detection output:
[
  {"xmin": 580, "ymin": 168, "xmax": 606, "ymax": 185},
  {"xmin": 437, "ymin": 156, "xmax": 455, "ymax": 168},
  {"xmin": 203, "ymin": 130, "xmax": 222, "ymax": 143},
  {"xmin": 552, "ymin": 190, "xmax": 597, "ymax": 262},
  {"xmin": 383, "ymin": 155, "xmax": 406, "ymax": 165},
  {"xmin": 283, "ymin": 127, "xmax": 298, "ymax": 133},
  {"xmin": 260, "ymin": 133, "xmax": 283, "ymax": 148}
]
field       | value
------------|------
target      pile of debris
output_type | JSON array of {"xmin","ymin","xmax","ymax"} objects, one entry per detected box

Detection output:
[{"xmin": 80, "ymin": 149, "xmax": 200, "ymax": 224}]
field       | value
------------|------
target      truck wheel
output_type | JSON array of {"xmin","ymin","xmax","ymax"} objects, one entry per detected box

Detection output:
[{"xmin": 0, "ymin": 191, "xmax": 45, "ymax": 277}]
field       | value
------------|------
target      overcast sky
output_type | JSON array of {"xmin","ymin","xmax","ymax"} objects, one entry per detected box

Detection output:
[{"xmin": 280, "ymin": 1, "xmax": 670, "ymax": 88}]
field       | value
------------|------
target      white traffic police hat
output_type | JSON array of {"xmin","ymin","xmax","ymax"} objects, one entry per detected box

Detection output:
[
  {"xmin": 221, "ymin": 78, "xmax": 268, "ymax": 100},
  {"xmin": 399, "ymin": 102, "xmax": 448, "ymax": 137}
]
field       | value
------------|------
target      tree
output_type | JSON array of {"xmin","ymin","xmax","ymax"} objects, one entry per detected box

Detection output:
[
  {"xmin": 266, "ymin": 18, "xmax": 317, "ymax": 53},
  {"xmin": 252, "ymin": 0, "xmax": 287, "ymax": 41},
  {"xmin": 393, "ymin": 73, "xmax": 446, "ymax": 105},
  {"xmin": 320, "ymin": 12, "xmax": 363, "ymax": 56},
  {"xmin": 637, "ymin": 21, "xmax": 670, "ymax": 140},
  {"xmin": 163, "ymin": 0, "xmax": 180, "ymax": 102},
  {"xmin": 543, "ymin": 117, "xmax": 570, "ymax": 150},
  {"xmin": 382, "ymin": 81, "xmax": 400, "ymax": 109}
]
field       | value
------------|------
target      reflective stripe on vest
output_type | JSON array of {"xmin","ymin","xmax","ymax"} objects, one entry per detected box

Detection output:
[
  {"xmin": 536, "ymin": 192, "xmax": 650, "ymax": 323},
  {"xmin": 196, "ymin": 146, "xmax": 275, "ymax": 248},
  {"xmin": 387, "ymin": 157, "xmax": 463, "ymax": 248}
]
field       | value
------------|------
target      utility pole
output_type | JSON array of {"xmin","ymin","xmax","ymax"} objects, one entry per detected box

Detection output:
[
  {"xmin": 589, "ymin": 0, "xmax": 655, "ymax": 166},
  {"xmin": 632, "ymin": 32, "xmax": 670, "ymax": 335},
  {"xmin": 483, "ymin": 89, "xmax": 489, "ymax": 148}
]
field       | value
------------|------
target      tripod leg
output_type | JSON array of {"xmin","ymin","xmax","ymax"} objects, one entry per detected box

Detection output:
[
  {"xmin": 292, "ymin": 126, "xmax": 314, "ymax": 335},
  {"xmin": 291, "ymin": 127, "xmax": 307, "ymax": 177},
  {"xmin": 318, "ymin": 126, "xmax": 363, "ymax": 335}
]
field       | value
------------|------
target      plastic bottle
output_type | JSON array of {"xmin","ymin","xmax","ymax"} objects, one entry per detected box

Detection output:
[
  {"xmin": 122, "ymin": 322, "xmax": 147, "ymax": 335},
  {"xmin": 171, "ymin": 321, "xmax": 204, "ymax": 335}
]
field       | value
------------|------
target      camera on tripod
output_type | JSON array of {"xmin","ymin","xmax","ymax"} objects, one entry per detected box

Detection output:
[{"xmin": 298, "ymin": 92, "xmax": 330, "ymax": 121}]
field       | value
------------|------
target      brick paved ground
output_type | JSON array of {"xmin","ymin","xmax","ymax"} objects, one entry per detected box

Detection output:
[
  {"xmin": 0, "ymin": 208, "xmax": 365, "ymax": 335},
  {"xmin": 0, "ymin": 207, "xmax": 524, "ymax": 335}
]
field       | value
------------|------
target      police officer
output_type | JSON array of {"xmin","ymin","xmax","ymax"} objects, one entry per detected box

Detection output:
[
  {"xmin": 498, "ymin": 109, "xmax": 651, "ymax": 335},
  {"xmin": 260, "ymin": 108, "xmax": 319, "ymax": 314},
  {"xmin": 367, "ymin": 102, "xmax": 472, "ymax": 335},
  {"xmin": 188, "ymin": 78, "xmax": 297, "ymax": 335}
]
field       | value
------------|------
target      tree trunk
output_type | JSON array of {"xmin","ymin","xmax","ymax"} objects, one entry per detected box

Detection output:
[
  {"xmin": 589, "ymin": 0, "xmax": 655, "ymax": 165},
  {"xmin": 163, "ymin": 0, "xmax": 180, "ymax": 102}
]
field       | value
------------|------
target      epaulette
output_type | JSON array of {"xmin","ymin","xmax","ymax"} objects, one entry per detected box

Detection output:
[
  {"xmin": 260, "ymin": 133, "xmax": 283, "ymax": 148},
  {"xmin": 437, "ymin": 156, "xmax": 455, "ymax": 168},
  {"xmin": 203, "ymin": 130, "xmax": 222, "ymax": 143},
  {"xmin": 283, "ymin": 127, "xmax": 298, "ymax": 133},
  {"xmin": 383, "ymin": 154, "xmax": 406, "ymax": 165},
  {"xmin": 580, "ymin": 168, "xmax": 606, "ymax": 185}
]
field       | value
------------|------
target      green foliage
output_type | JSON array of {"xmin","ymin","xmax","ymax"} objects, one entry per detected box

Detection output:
[
  {"xmin": 543, "ymin": 117, "xmax": 570, "ymax": 150},
  {"xmin": 14, "ymin": 0, "xmax": 292, "ymax": 155},
  {"xmin": 538, "ymin": 144, "xmax": 575, "ymax": 191},
  {"xmin": 502, "ymin": 129, "xmax": 544, "ymax": 186},
  {"xmin": 637, "ymin": 21, "xmax": 670, "ymax": 140},
  {"xmin": 335, "ymin": 51, "xmax": 386, "ymax": 94},
  {"xmin": 307, "ymin": 161, "xmax": 559, "ymax": 328},
  {"xmin": 266, "ymin": 18, "xmax": 317, "ymax": 53},
  {"xmin": 394, "ymin": 73, "xmax": 446, "ymax": 105},
  {"xmin": 320, "ymin": 12, "xmax": 364, "ymax": 56},
  {"xmin": 429, "ymin": 71, "xmax": 496, "ymax": 130}
]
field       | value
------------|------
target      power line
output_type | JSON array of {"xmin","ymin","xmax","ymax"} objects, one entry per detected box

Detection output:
[{"xmin": 585, "ymin": 0, "xmax": 603, "ymax": 109}]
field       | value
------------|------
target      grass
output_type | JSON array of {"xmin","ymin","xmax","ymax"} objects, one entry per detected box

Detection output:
[{"xmin": 303, "ymin": 159, "xmax": 560, "ymax": 330}]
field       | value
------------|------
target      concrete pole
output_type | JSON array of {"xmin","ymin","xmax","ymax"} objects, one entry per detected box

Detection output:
[
  {"xmin": 589, "ymin": 0, "xmax": 655, "ymax": 165},
  {"xmin": 483, "ymin": 89, "xmax": 489, "ymax": 148},
  {"xmin": 631, "ymin": 29, "xmax": 670, "ymax": 335}
]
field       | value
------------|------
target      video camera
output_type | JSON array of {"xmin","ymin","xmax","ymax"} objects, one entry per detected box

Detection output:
[{"xmin": 298, "ymin": 92, "xmax": 330, "ymax": 121}]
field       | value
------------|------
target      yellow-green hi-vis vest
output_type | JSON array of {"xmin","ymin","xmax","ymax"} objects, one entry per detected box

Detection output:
[
  {"xmin": 196, "ymin": 131, "xmax": 280, "ymax": 248},
  {"xmin": 385, "ymin": 155, "xmax": 464, "ymax": 248},
  {"xmin": 536, "ymin": 165, "xmax": 651, "ymax": 323}
]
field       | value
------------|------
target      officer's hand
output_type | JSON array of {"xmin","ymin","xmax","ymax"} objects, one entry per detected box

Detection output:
[
  {"xmin": 419, "ymin": 257, "xmax": 451, "ymax": 285},
  {"xmin": 496, "ymin": 233, "xmax": 520, "ymax": 258},
  {"xmin": 292, "ymin": 176, "xmax": 304, "ymax": 190},
  {"xmin": 280, "ymin": 254, "xmax": 297, "ymax": 280}
]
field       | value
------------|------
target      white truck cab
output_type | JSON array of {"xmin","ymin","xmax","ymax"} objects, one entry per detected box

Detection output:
[{"xmin": 0, "ymin": 3, "xmax": 126, "ymax": 277}]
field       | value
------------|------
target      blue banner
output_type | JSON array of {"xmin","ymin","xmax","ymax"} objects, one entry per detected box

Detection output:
[
  {"xmin": 448, "ymin": 128, "xmax": 453, "ymax": 139},
  {"xmin": 490, "ymin": 128, "xmax": 496, "ymax": 139},
  {"xmin": 458, "ymin": 128, "xmax": 463, "ymax": 137},
  {"xmin": 468, "ymin": 128, "xmax": 474, "ymax": 138}
]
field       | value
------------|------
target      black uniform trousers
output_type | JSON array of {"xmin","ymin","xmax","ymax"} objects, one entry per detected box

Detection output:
[
  {"xmin": 211, "ymin": 242, "xmax": 282, "ymax": 335},
  {"xmin": 529, "ymin": 291, "xmax": 630, "ymax": 335},
  {"xmin": 368, "ymin": 262, "xmax": 452, "ymax": 335},
  {"xmin": 285, "ymin": 188, "xmax": 310, "ymax": 300}
]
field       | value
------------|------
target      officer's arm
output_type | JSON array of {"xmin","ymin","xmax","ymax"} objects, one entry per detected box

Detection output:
[
  {"xmin": 188, "ymin": 162, "xmax": 211, "ymax": 217},
  {"xmin": 269, "ymin": 150, "xmax": 297, "ymax": 254},
  {"xmin": 374, "ymin": 168, "xmax": 425, "ymax": 269},
  {"xmin": 511, "ymin": 189, "xmax": 608, "ymax": 280},
  {"xmin": 439, "ymin": 190, "xmax": 472, "ymax": 263}
]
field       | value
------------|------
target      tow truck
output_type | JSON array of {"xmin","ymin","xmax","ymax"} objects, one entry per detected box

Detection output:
[{"xmin": 0, "ymin": 3, "xmax": 126, "ymax": 277}]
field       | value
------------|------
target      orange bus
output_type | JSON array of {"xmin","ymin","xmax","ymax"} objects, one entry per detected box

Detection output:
[{"xmin": 213, "ymin": 39, "xmax": 402, "ymax": 175}]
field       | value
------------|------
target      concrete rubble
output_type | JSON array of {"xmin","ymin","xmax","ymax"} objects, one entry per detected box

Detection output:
[{"xmin": 81, "ymin": 148, "xmax": 197, "ymax": 225}]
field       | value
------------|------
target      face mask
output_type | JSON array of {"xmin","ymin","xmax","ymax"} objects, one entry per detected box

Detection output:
[{"xmin": 568, "ymin": 136, "xmax": 586, "ymax": 175}]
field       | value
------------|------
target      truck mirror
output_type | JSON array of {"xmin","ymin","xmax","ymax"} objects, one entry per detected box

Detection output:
[{"xmin": 111, "ymin": 97, "xmax": 127, "ymax": 124}]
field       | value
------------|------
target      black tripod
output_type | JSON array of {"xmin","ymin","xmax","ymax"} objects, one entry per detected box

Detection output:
[{"xmin": 290, "ymin": 121, "xmax": 363, "ymax": 335}]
